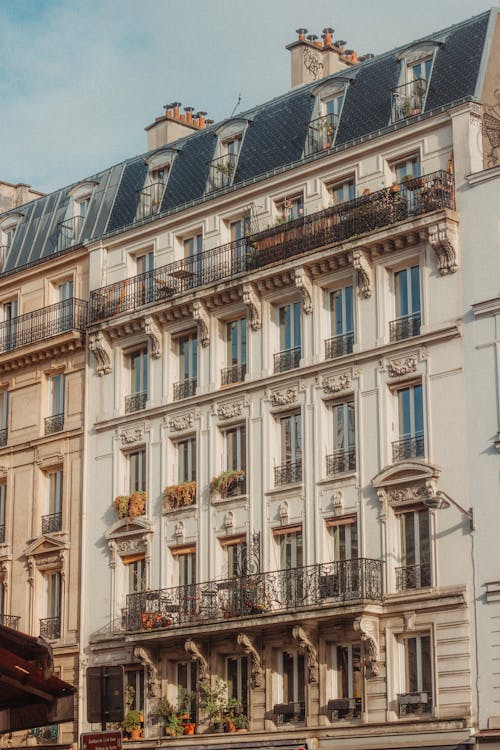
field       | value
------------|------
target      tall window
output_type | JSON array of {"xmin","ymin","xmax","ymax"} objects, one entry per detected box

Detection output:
[
  {"xmin": 329, "ymin": 517, "xmax": 358, "ymax": 561},
  {"xmin": 129, "ymin": 449, "xmax": 146, "ymax": 493},
  {"xmin": 399, "ymin": 634, "xmax": 433, "ymax": 715},
  {"xmin": 3, "ymin": 300, "xmax": 18, "ymax": 351},
  {"xmin": 409, "ymin": 59, "xmax": 432, "ymax": 83},
  {"xmin": 57, "ymin": 280, "xmax": 74, "ymax": 301},
  {"xmin": 42, "ymin": 571, "xmax": 62, "ymax": 638},
  {"xmin": 227, "ymin": 656, "xmax": 248, "ymax": 711},
  {"xmin": 46, "ymin": 374, "xmax": 65, "ymax": 435},
  {"xmin": 230, "ymin": 215, "xmax": 251, "ymax": 243},
  {"xmin": 178, "ymin": 549, "xmax": 196, "ymax": 587},
  {"xmin": 275, "ymin": 302, "xmax": 301, "ymax": 372},
  {"xmin": 327, "ymin": 400, "xmax": 356, "ymax": 475},
  {"xmin": 127, "ymin": 556, "xmax": 146, "ymax": 594},
  {"xmin": 394, "ymin": 156, "xmax": 421, "ymax": 183},
  {"xmin": 276, "ymin": 413, "xmax": 302, "ymax": 485},
  {"xmin": 184, "ymin": 234, "xmax": 203, "ymax": 282},
  {"xmin": 225, "ymin": 536, "xmax": 247, "ymax": 578},
  {"xmin": 125, "ymin": 669, "xmax": 145, "ymax": 712},
  {"xmin": 178, "ymin": 438, "xmax": 196, "ymax": 484},
  {"xmin": 393, "ymin": 384, "xmax": 424, "ymax": 461},
  {"xmin": 126, "ymin": 348, "xmax": 148, "ymax": 413},
  {"xmin": 276, "ymin": 195, "xmax": 303, "ymax": 222},
  {"xmin": 226, "ymin": 425, "xmax": 246, "ymax": 489},
  {"xmin": 278, "ymin": 529, "xmax": 303, "ymax": 570},
  {"xmin": 391, "ymin": 265, "xmax": 421, "ymax": 341},
  {"xmin": 276, "ymin": 651, "xmax": 305, "ymax": 722},
  {"xmin": 331, "ymin": 179, "xmax": 355, "ymax": 206},
  {"xmin": 177, "ymin": 662, "xmax": 197, "ymax": 719},
  {"xmin": 175, "ymin": 333, "xmax": 198, "ymax": 400},
  {"xmin": 0, "ymin": 390, "xmax": 8, "ymax": 446},
  {"xmin": 223, "ymin": 318, "xmax": 247, "ymax": 385},
  {"xmin": 43, "ymin": 470, "xmax": 63, "ymax": 534},
  {"xmin": 397, "ymin": 508, "xmax": 431, "ymax": 589},
  {"xmin": 329, "ymin": 644, "xmax": 362, "ymax": 719},
  {"xmin": 327, "ymin": 287, "xmax": 354, "ymax": 357},
  {"xmin": 0, "ymin": 483, "xmax": 6, "ymax": 544}
]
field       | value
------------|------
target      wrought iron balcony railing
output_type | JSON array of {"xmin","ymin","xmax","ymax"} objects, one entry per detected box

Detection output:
[
  {"xmin": 306, "ymin": 112, "xmax": 339, "ymax": 155},
  {"xmin": 0, "ymin": 298, "xmax": 88, "ymax": 354},
  {"xmin": 0, "ymin": 614, "xmax": 20, "ymax": 629},
  {"xmin": 89, "ymin": 171, "xmax": 454, "ymax": 323},
  {"xmin": 207, "ymin": 153, "xmax": 238, "ymax": 191},
  {"xmin": 274, "ymin": 701, "xmax": 306, "ymax": 724},
  {"xmin": 41, "ymin": 512, "xmax": 62, "ymax": 534},
  {"xmin": 219, "ymin": 473, "xmax": 247, "ymax": 499},
  {"xmin": 40, "ymin": 616, "xmax": 61, "ymax": 639},
  {"xmin": 0, "ymin": 429, "xmax": 7, "ymax": 447},
  {"xmin": 274, "ymin": 346, "xmax": 301, "ymax": 373},
  {"xmin": 28, "ymin": 726, "xmax": 59, "ymax": 742},
  {"xmin": 125, "ymin": 391, "xmax": 148, "ymax": 414},
  {"xmin": 328, "ymin": 697, "xmax": 362, "ymax": 721},
  {"xmin": 325, "ymin": 332, "xmax": 354, "ymax": 359},
  {"xmin": 396, "ymin": 562, "xmax": 431, "ymax": 590},
  {"xmin": 389, "ymin": 312, "xmax": 421, "ymax": 341},
  {"xmin": 221, "ymin": 363, "xmax": 246, "ymax": 386},
  {"xmin": 57, "ymin": 215, "xmax": 85, "ymax": 251},
  {"xmin": 173, "ymin": 377, "xmax": 197, "ymax": 401},
  {"xmin": 392, "ymin": 432, "xmax": 425, "ymax": 462},
  {"xmin": 0, "ymin": 524, "xmax": 4, "ymax": 543},
  {"xmin": 274, "ymin": 459, "xmax": 302, "ymax": 486},
  {"xmin": 391, "ymin": 78, "xmax": 427, "ymax": 123},
  {"xmin": 326, "ymin": 447, "xmax": 356, "ymax": 475},
  {"xmin": 136, "ymin": 181, "xmax": 164, "ymax": 219},
  {"xmin": 124, "ymin": 558, "xmax": 383, "ymax": 631},
  {"xmin": 44, "ymin": 413, "xmax": 64, "ymax": 435},
  {"xmin": 398, "ymin": 691, "xmax": 432, "ymax": 717}
]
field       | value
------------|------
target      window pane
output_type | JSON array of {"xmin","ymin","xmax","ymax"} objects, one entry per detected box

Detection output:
[
  {"xmin": 407, "ymin": 637, "xmax": 418, "ymax": 692},
  {"xmin": 418, "ymin": 509, "xmax": 430, "ymax": 564},
  {"xmin": 420, "ymin": 635, "xmax": 432, "ymax": 692},
  {"xmin": 413, "ymin": 384, "xmax": 424, "ymax": 434},
  {"xmin": 410, "ymin": 266, "xmax": 421, "ymax": 313}
]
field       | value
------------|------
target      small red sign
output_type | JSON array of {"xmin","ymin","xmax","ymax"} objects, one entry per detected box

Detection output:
[{"xmin": 81, "ymin": 731, "xmax": 122, "ymax": 750}]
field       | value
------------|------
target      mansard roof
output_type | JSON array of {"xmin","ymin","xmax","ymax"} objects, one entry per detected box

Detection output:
[{"xmin": 0, "ymin": 9, "xmax": 493, "ymax": 276}]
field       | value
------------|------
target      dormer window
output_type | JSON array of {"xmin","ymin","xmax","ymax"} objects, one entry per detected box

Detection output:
[
  {"xmin": 276, "ymin": 195, "xmax": 304, "ymax": 223},
  {"xmin": 58, "ymin": 181, "xmax": 97, "ymax": 251},
  {"xmin": 208, "ymin": 118, "xmax": 249, "ymax": 192},
  {"xmin": 392, "ymin": 42, "xmax": 440, "ymax": 123},
  {"xmin": 0, "ymin": 213, "xmax": 22, "ymax": 268},
  {"xmin": 137, "ymin": 148, "xmax": 179, "ymax": 220},
  {"xmin": 306, "ymin": 78, "xmax": 352, "ymax": 155}
]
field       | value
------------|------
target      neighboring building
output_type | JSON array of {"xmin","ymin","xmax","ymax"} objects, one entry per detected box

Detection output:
[
  {"xmin": 0, "ymin": 9, "xmax": 498, "ymax": 750},
  {"xmin": 0, "ymin": 180, "xmax": 44, "ymax": 214}
]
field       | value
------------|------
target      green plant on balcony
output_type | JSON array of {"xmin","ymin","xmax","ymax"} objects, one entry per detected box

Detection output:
[
  {"xmin": 121, "ymin": 709, "xmax": 142, "ymax": 737},
  {"xmin": 209, "ymin": 469, "xmax": 245, "ymax": 498},
  {"xmin": 157, "ymin": 696, "xmax": 184, "ymax": 737},
  {"xmin": 113, "ymin": 491, "xmax": 146, "ymax": 520},
  {"xmin": 163, "ymin": 481, "xmax": 196, "ymax": 510},
  {"xmin": 215, "ymin": 160, "xmax": 235, "ymax": 176},
  {"xmin": 233, "ymin": 713, "xmax": 249, "ymax": 730},
  {"xmin": 199, "ymin": 676, "xmax": 228, "ymax": 731}
]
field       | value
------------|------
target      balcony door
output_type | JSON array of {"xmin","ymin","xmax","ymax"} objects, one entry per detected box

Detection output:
[
  {"xmin": 277, "ymin": 529, "xmax": 304, "ymax": 606},
  {"xmin": 398, "ymin": 508, "xmax": 431, "ymax": 589},
  {"xmin": 396, "ymin": 384, "xmax": 424, "ymax": 459}
]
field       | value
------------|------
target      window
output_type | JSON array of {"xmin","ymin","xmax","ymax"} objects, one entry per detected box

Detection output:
[
  {"xmin": 275, "ymin": 651, "xmax": 305, "ymax": 723},
  {"xmin": 275, "ymin": 302, "xmax": 301, "ymax": 372},
  {"xmin": 230, "ymin": 215, "xmax": 251, "ymax": 243},
  {"xmin": 45, "ymin": 374, "xmax": 65, "ymax": 435},
  {"xmin": 136, "ymin": 251, "xmax": 155, "ymax": 304},
  {"xmin": 222, "ymin": 318, "xmax": 247, "ymax": 385},
  {"xmin": 58, "ymin": 182, "xmax": 95, "ymax": 250},
  {"xmin": 393, "ymin": 384, "xmax": 424, "ymax": 461},
  {"xmin": 329, "ymin": 644, "xmax": 362, "ymax": 719},
  {"xmin": 224, "ymin": 536, "xmax": 247, "ymax": 578},
  {"xmin": 399, "ymin": 634, "xmax": 432, "ymax": 716},
  {"xmin": 306, "ymin": 87, "xmax": 345, "ymax": 154},
  {"xmin": 0, "ymin": 484, "xmax": 5, "ymax": 544},
  {"xmin": 57, "ymin": 280, "xmax": 74, "ymax": 301},
  {"xmin": 178, "ymin": 549, "xmax": 196, "ymax": 587},
  {"xmin": 225, "ymin": 425, "xmax": 246, "ymax": 495},
  {"xmin": 227, "ymin": 656, "xmax": 248, "ymax": 711},
  {"xmin": 2, "ymin": 300, "xmax": 18, "ymax": 351},
  {"xmin": 137, "ymin": 251, "xmax": 154, "ymax": 275},
  {"xmin": 137, "ymin": 161, "xmax": 170, "ymax": 219},
  {"xmin": 125, "ymin": 668, "xmax": 145, "ymax": 712},
  {"xmin": 393, "ymin": 156, "xmax": 421, "ymax": 183},
  {"xmin": 327, "ymin": 400, "xmax": 356, "ymax": 475},
  {"xmin": 278, "ymin": 529, "xmax": 303, "ymax": 570},
  {"xmin": 328, "ymin": 517, "xmax": 358, "ymax": 561},
  {"xmin": 175, "ymin": 333, "xmax": 198, "ymax": 400},
  {"xmin": 177, "ymin": 662, "xmax": 197, "ymax": 719},
  {"xmin": 326, "ymin": 286, "xmax": 354, "ymax": 358},
  {"xmin": 178, "ymin": 437, "xmax": 196, "ymax": 485},
  {"xmin": 184, "ymin": 234, "xmax": 203, "ymax": 283},
  {"xmin": 397, "ymin": 508, "xmax": 431, "ymax": 589},
  {"xmin": 331, "ymin": 178, "xmax": 355, "ymax": 206},
  {"xmin": 126, "ymin": 348, "xmax": 148, "ymax": 413},
  {"xmin": 43, "ymin": 469, "xmax": 63, "ymax": 533},
  {"xmin": 276, "ymin": 195, "xmax": 304, "ymax": 222},
  {"xmin": 41, "ymin": 571, "xmax": 61, "ymax": 639},
  {"xmin": 0, "ymin": 390, "xmax": 8, "ymax": 446},
  {"xmin": 276, "ymin": 413, "xmax": 302, "ymax": 485},
  {"xmin": 391, "ymin": 265, "xmax": 421, "ymax": 341},
  {"xmin": 129, "ymin": 449, "xmax": 146, "ymax": 493},
  {"xmin": 126, "ymin": 556, "xmax": 146, "ymax": 594}
]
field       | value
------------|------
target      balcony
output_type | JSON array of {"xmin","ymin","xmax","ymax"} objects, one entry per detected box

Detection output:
[
  {"xmin": 0, "ymin": 614, "xmax": 20, "ymax": 629},
  {"xmin": 39, "ymin": 616, "xmax": 61, "ymax": 639},
  {"xmin": 392, "ymin": 432, "xmax": 425, "ymax": 462},
  {"xmin": 274, "ymin": 459, "xmax": 302, "ymax": 486},
  {"xmin": 41, "ymin": 512, "xmax": 62, "ymax": 534},
  {"xmin": 274, "ymin": 701, "xmax": 306, "ymax": 724},
  {"xmin": 221, "ymin": 363, "xmax": 246, "ymax": 386},
  {"xmin": 326, "ymin": 448, "xmax": 356, "ymax": 475},
  {"xmin": 274, "ymin": 346, "xmax": 301, "ymax": 373},
  {"xmin": 0, "ymin": 429, "xmax": 7, "ymax": 447},
  {"xmin": 391, "ymin": 78, "xmax": 427, "ymax": 123},
  {"xmin": 89, "ymin": 171, "xmax": 455, "ymax": 323},
  {"xmin": 389, "ymin": 312, "xmax": 421, "ymax": 342},
  {"xmin": 136, "ymin": 181, "xmax": 164, "ymax": 219},
  {"xmin": 398, "ymin": 691, "xmax": 432, "ymax": 717},
  {"xmin": 44, "ymin": 413, "xmax": 64, "ymax": 435},
  {"xmin": 123, "ymin": 558, "xmax": 384, "ymax": 632},
  {"xmin": 306, "ymin": 112, "xmax": 339, "ymax": 155},
  {"xmin": 396, "ymin": 562, "xmax": 431, "ymax": 591},
  {"xmin": 125, "ymin": 391, "xmax": 148, "ymax": 414},
  {"xmin": 57, "ymin": 215, "xmax": 84, "ymax": 251},
  {"xmin": 173, "ymin": 377, "xmax": 197, "ymax": 401},
  {"xmin": 328, "ymin": 697, "xmax": 362, "ymax": 721},
  {"xmin": 0, "ymin": 298, "xmax": 88, "ymax": 354},
  {"xmin": 207, "ymin": 153, "xmax": 238, "ymax": 191},
  {"xmin": 325, "ymin": 332, "xmax": 354, "ymax": 359}
]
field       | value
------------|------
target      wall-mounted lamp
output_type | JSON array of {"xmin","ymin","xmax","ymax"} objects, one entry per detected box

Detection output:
[{"xmin": 423, "ymin": 490, "xmax": 474, "ymax": 531}]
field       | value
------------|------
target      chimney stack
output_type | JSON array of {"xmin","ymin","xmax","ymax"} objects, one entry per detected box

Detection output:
[
  {"xmin": 145, "ymin": 100, "xmax": 210, "ymax": 150},
  {"xmin": 286, "ymin": 26, "xmax": 355, "ymax": 88}
]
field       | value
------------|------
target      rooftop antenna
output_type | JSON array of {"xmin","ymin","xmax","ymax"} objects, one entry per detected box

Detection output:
[{"xmin": 230, "ymin": 92, "xmax": 242, "ymax": 118}]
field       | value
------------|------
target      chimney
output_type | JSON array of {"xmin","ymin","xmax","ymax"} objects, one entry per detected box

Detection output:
[
  {"xmin": 286, "ymin": 27, "xmax": 354, "ymax": 88},
  {"xmin": 145, "ymin": 100, "xmax": 209, "ymax": 150}
]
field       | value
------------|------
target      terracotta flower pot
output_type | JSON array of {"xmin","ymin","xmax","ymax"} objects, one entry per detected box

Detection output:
[
  {"xmin": 183, "ymin": 723, "xmax": 195, "ymax": 735},
  {"xmin": 130, "ymin": 729, "xmax": 141, "ymax": 740}
]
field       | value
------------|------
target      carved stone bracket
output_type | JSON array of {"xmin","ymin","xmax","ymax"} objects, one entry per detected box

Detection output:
[
  {"xmin": 428, "ymin": 221, "xmax": 458, "ymax": 275},
  {"xmin": 271, "ymin": 386, "xmax": 298, "ymax": 407},
  {"xmin": 387, "ymin": 355, "xmax": 418, "ymax": 377},
  {"xmin": 144, "ymin": 316, "xmax": 161, "ymax": 359},
  {"xmin": 89, "ymin": 332, "xmax": 112, "ymax": 376},
  {"xmin": 353, "ymin": 250, "xmax": 372, "ymax": 298},
  {"xmin": 322, "ymin": 371, "xmax": 352, "ymax": 394},
  {"xmin": 134, "ymin": 646, "xmax": 160, "ymax": 698},
  {"xmin": 292, "ymin": 625, "xmax": 318, "ymax": 683},
  {"xmin": 185, "ymin": 639, "xmax": 209, "ymax": 681},
  {"xmin": 242, "ymin": 283, "xmax": 261, "ymax": 331},
  {"xmin": 120, "ymin": 426, "xmax": 145, "ymax": 445},
  {"xmin": 217, "ymin": 400, "xmax": 244, "ymax": 420},
  {"xmin": 237, "ymin": 633, "xmax": 264, "ymax": 689},
  {"xmin": 353, "ymin": 616, "xmax": 381, "ymax": 678},
  {"xmin": 294, "ymin": 268, "xmax": 313, "ymax": 314},
  {"xmin": 192, "ymin": 300, "xmax": 209, "ymax": 347},
  {"xmin": 168, "ymin": 413, "xmax": 194, "ymax": 432}
]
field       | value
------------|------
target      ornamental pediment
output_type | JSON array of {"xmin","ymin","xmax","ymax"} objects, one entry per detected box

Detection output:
[
  {"xmin": 372, "ymin": 459, "xmax": 441, "ymax": 489},
  {"xmin": 105, "ymin": 516, "xmax": 152, "ymax": 542},
  {"xmin": 24, "ymin": 534, "xmax": 68, "ymax": 559}
]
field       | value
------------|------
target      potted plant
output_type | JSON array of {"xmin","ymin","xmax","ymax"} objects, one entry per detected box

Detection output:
[
  {"xmin": 199, "ymin": 676, "xmax": 228, "ymax": 733},
  {"xmin": 163, "ymin": 481, "xmax": 196, "ymax": 510},
  {"xmin": 113, "ymin": 495, "xmax": 130, "ymax": 519},
  {"xmin": 129, "ymin": 490, "xmax": 146, "ymax": 517},
  {"xmin": 209, "ymin": 469, "xmax": 245, "ymax": 498},
  {"xmin": 121, "ymin": 709, "xmax": 142, "ymax": 739},
  {"xmin": 157, "ymin": 696, "xmax": 183, "ymax": 737},
  {"xmin": 233, "ymin": 713, "xmax": 249, "ymax": 732}
]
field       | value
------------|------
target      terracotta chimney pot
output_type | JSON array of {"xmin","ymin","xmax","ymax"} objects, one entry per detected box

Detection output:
[{"xmin": 296, "ymin": 27, "xmax": 308, "ymax": 41}]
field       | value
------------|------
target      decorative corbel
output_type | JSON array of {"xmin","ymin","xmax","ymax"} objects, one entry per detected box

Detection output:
[
  {"xmin": 88, "ymin": 332, "xmax": 112, "ymax": 376},
  {"xmin": 353, "ymin": 616, "xmax": 381, "ymax": 678},
  {"xmin": 242, "ymin": 283, "xmax": 261, "ymax": 331},
  {"xmin": 428, "ymin": 221, "xmax": 458, "ymax": 275},
  {"xmin": 292, "ymin": 625, "xmax": 318, "ymax": 683},
  {"xmin": 134, "ymin": 646, "xmax": 160, "ymax": 698},
  {"xmin": 192, "ymin": 301, "xmax": 209, "ymax": 347},
  {"xmin": 294, "ymin": 268, "xmax": 313, "ymax": 314},
  {"xmin": 144, "ymin": 316, "xmax": 161, "ymax": 359},
  {"xmin": 237, "ymin": 633, "xmax": 264, "ymax": 688},
  {"xmin": 185, "ymin": 639, "xmax": 209, "ymax": 681},
  {"xmin": 352, "ymin": 249, "xmax": 372, "ymax": 298}
]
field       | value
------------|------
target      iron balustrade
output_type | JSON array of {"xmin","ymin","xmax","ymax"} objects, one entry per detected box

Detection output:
[
  {"xmin": 0, "ymin": 429, "xmax": 7, "ymax": 447},
  {"xmin": 328, "ymin": 697, "xmax": 362, "ymax": 721},
  {"xmin": 274, "ymin": 346, "xmax": 301, "ymax": 373},
  {"xmin": 306, "ymin": 112, "xmax": 339, "ymax": 155},
  {"xmin": 125, "ymin": 391, "xmax": 148, "ymax": 414},
  {"xmin": 392, "ymin": 432, "xmax": 425, "ymax": 462},
  {"xmin": 0, "ymin": 614, "xmax": 20, "ymax": 629},
  {"xmin": 124, "ymin": 558, "xmax": 383, "ymax": 631},
  {"xmin": 398, "ymin": 691, "xmax": 432, "ymax": 717},
  {"xmin": 219, "ymin": 474, "xmax": 247, "ymax": 499},
  {"xmin": 173, "ymin": 377, "xmax": 197, "ymax": 401},
  {"xmin": 207, "ymin": 153, "xmax": 238, "ymax": 191},
  {"xmin": 89, "ymin": 171, "xmax": 455, "ymax": 323},
  {"xmin": 391, "ymin": 78, "xmax": 427, "ymax": 122},
  {"xmin": 325, "ymin": 332, "xmax": 354, "ymax": 359},
  {"xmin": 29, "ymin": 727, "xmax": 59, "ymax": 742},
  {"xmin": 0, "ymin": 524, "xmax": 4, "ymax": 543},
  {"xmin": 0, "ymin": 298, "xmax": 87, "ymax": 354},
  {"xmin": 136, "ymin": 181, "xmax": 164, "ymax": 219},
  {"xmin": 274, "ymin": 701, "xmax": 306, "ymax": 724},
  {"xmin": 221, "ymin": 363, "xmax": 246, "ymax": 386},
  {"xmin": 40, "ymin": 616, "xmax": 61, "ymax": 639},
  {"xmin": 389, "ymin": 312, "xmax": 421, "ymax": 341},
  {"xmin": 41, "ymin": 512, "xmax": 62, "ymax": 534},
  {"xmin": 57, "ymin": 215, "xmax": 84, "ymax": 251},
  {"xmin": 44, "ymin": 413, "xmax": 64, "ymax": 435},
  {"xmin": 396, "ymin": 562, "xmax": 431, "ymax": 590},
  {"xmin": 326, "ymin": 447, "xmax": 356, "ymax": 475},
  {"xmin": 274, "ymin": 459, "xmax": 303, "ymax": 486}
]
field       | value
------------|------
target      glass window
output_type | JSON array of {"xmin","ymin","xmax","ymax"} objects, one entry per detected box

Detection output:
[
  {"xmin": 394, "ymin": 156, "xmax": 421, "ymax": 182},
  {"xmin": 137, "ymin": 251, "xmax": 154, "ymax": 275},
  {"xmin": 398, "ymin": 509, "xmax": 431, "ymax": 589},
  {"xmin": 277, "ymin": 196, "xmax": 304, "ymax": 222},
  {"xmin": 179, "ymin": 334, "xmax": 198, "ymax": 381},
  {"xmin": 333, "ymin": 644, "xmax": 362, "ymax": 700},
  {"xmin": 280, "ymin": 651, "xmax": 305, "ymax": 704},
  {"xmin": 280, "ymin": 413, "xmax": 302, "ymax": 464},
  {"xmin": 129, "ymin": 348, "xmax": 148, "ymax": 396},
  {"xmin": 57, "ymin": 280, "xmax": 74, "ymax": 301},
  {"xmin": 46, "ymin": 571, "xmax": 61, "ymax": 618},
  {"xmin": 404, "ymin": 634, "xmax": 432, "ymax": 694},
  {"xmin": 49, "ymin": 374, "xmax": 65, "ymax": 417},
  {"xmin": 330, "ymin": 519, "xmax": 358, "ymax": 561},
  {"xmin": 324, "ymin": 94, "xmax": 344, "ymax": 118},
  {"xmin": 225, "ymin": 537, "xmax": 247, "ymax": 578},
  {"xmin": 279, "ymin": 302, "xmax": 301, "ymax": 351},
  {"xmin": 178, "ymin": 550, "xmax": 196, "ymax": 587},
  {"xmin": 331, "ymin": 179, "xmax": 355, "ymax": 205},
  {"xmin": 129, "ymin": 449, "xmax": 146, "ymax": 493},
  {"xmin": 395, "ymin": 266, "xmax": 420, "ymax": 318},
  {"xmin": 47, "ymin": 470, "xmax": 63, "ymax": 516},
  {"xmin": 230, "ymin": 215, "xmax": 251, "ymax": 242},
  {"xmin": 178, "ymin": 438, "xmax": 196, "ymax": 484},
  {"xmin": 227, "ymin": 656, "xmax": 248, "ymax": 710},
  {"xmin": 279, "ymin": 530, "xmax": 303, "ymax": 570},
  {"xmin": 226, "ymin": 425, "xmax": 246, "ymax": 473},
  {"xmin": 125, "ymin": 669, "xmax": 145, "ymax": 712},
  {"xmin": 331, "ymin": 287, "xmax": 353, "ymax": 337},
  {"xmin": 398, "ymin": 384, "xmax": 423, "ymax": 439},
  {"xmin": 226, "ymin": 318, "xmax": 247, "ymax": 366},
  {"xmin": 127, "ymin": 557, "xmax": 146, "ymax": 594},
  {"xmin": 0, "ymin": 484, "xmax": 6, "ymax": 542},
  {"xmin": 0, "ymin": 391, "xmax": 8, "ymax": 432},
  {"xmin": 409, "ymin": 58, "xmax": 432, "ymax": 82},
  {"xmin": 177, "ymin": 661, "xmax": 197, "ymax": 718},
  {"xmin": 332, "ymin": 401, "xmax": 355, "ymax": 453}
]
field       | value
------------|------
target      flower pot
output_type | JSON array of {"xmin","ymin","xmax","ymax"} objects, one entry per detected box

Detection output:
[
  {"xmin": 183, "ymin": 723, "xmax": 195, "ymax": 735},
  {"xmin": 226, "ymin": 720, "xmax": 236, "ymax": 732},
  {"xmin": 130, "ymin": 729, "xmax": 141, "ymax": 740},
  {"xmin": 236, "ymin": 728, "xmax": 249, "ymax": 733},
  {"xmin": 212, "ymin": 722, "xmax": 224, "ymax": 733}
]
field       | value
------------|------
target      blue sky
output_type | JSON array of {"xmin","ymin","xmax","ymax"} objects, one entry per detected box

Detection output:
[{"xmin": 0, "ymin": 0, "xmax": 493, "ymax": 193}]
